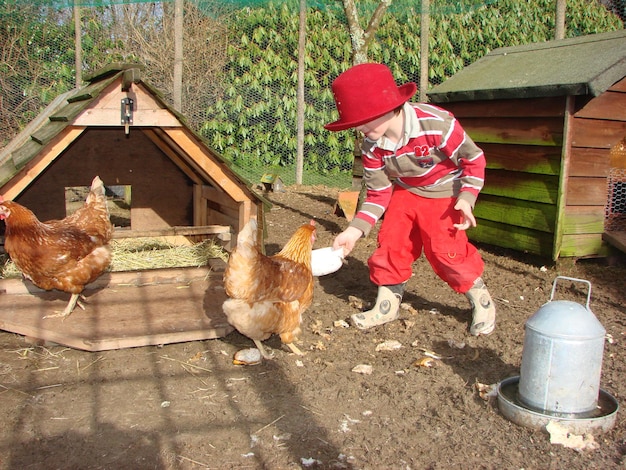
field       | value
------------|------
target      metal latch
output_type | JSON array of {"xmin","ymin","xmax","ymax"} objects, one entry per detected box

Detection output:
[{"xmin": 121, "ymin": 97, "xmax": 134, "ymax": 135}]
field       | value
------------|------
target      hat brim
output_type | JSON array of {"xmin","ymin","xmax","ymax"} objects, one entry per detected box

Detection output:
[{"xmin": 324, "ymin": 82, "xmax": 417, "ymax": 132}]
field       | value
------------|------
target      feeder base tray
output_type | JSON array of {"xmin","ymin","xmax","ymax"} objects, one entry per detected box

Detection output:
[{"xmin": 498, "ymin": 376, "xmax": 618, "ymax": 434}]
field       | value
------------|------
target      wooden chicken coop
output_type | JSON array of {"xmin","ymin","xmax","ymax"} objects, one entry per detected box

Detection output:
[
  {"xmin": 427, "ymin": 29, "xmax": 626, "ymax": 260},
  {"xmin": 0, "ymin": 63, "xmax": 269, "ymax": 350}
]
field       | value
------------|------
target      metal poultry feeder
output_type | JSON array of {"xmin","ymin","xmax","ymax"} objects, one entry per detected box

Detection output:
[{"xmin": 498, "ymin": 276, "xmax": 618, "ymax": 434}]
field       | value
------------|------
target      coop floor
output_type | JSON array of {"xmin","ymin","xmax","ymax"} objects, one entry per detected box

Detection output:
[{"xmin": 0, "ymin": 265, "xmax": 233, "ymax": 351}]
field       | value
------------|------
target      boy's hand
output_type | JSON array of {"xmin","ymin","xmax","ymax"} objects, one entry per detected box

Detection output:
[
  {"xmin": 453, "ymin": 199, "xmax": 476, "ymax": 231},
  {"xmin": 332, "ymin": 226, "xmax": 363, "ymax": 257}
]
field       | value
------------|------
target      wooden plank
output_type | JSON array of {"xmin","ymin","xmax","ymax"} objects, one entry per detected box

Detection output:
[
  {"xmin": 0, "ymin": 127, "xmax": 86, "ymax": 200},
  {"xmin": 559, "ymin": 233, "xmax": 607, "ymax": 258},
  {"xmin": 143, "ymin": 128, "xmax": 203, "ymax": 184},
  {"xmin": 0, "ymin": 265, "xmax": 226, "ymax": 294},
  {"xmin": 562, "ymin": 205, "xmax": 606, "ymax": 235},
  {"xmin": 469, "ymin": 220, "xmax": 554, "ymax": 258},
  {"xmin": 0, "ymin": 265, "xmax": 231, "ymax": 351},
  {"xmin": 482, "ymin": 170, "xmax": 559, "ymax": 204},
  {"xmin": 554, "ymin": 96, "xmax": 575, "ymax": 261},
  {"xmin": 163, "ymin": 128, "xmax": 249, "ymax": 203},
  {"xmin": 0, "ymin": 155, "xmax": 18, "ymax": 188},
  {"xmin": 74, "ymin": 108, "xmax": 181, "ymax": 127},
  {"xmin": 206, "ymin": 208, "xmax": 238, "ymax": 228},
  {"xmin": 463, "ymin": 116, "xmax": 564, "ymax": 146},
  {"xmin": 202, "ymin": 185, "xmax": 240, "ymax": 211},
  {"xmin": 570, "ymin": 118, "xmax": 626, "ymax": 148},
  {"xmin": 603, "ymin": 231, "xmax": 626, "ymax": 253},
  {"xmin": 110, "ymin": 225, "xmax": 231, "ymax": 239},
  {"xmin": 7, "ymin": 138, "xmax": 40, "ymax": 170},
  {"xmin": 608, "ymin": 77, "xmax": 626, "ymax": 93},
  {"xmin": 0, "ymin": 269, "xmax": 233, "ymax": 352},
  {"xmin": 566, "ymin": 176, "xmax": 609, "ymax": 206},
  {"xmin": 569, "ymin": 148, "xmax": 611, "ymax": 177},
  {"xmin": 483, "ymin": 143, "xmax": 561, "ymax": 175},
  {"xmin": 49, "ymin": 100, "xmax": 92, "ymax": 122},
  {"xmin": 444, "ymin": 96, "xmax": 566, "ymax": 119},
  {"xmin": 574, "ymin": 91, "xmax": 626, "ymax": 120},
  {"xmin": 151, "ymin": 128, "xmax": 228, "ymax": 192},
  {"xmin": 475, "ymin": 195, "xmax": 555, "ymax": 233},
  {"xmin": 30, "ymin": 121, "xmax": 68, "ymax": 145},
  {"xmin": 67, "ymin": 76, "xmax": 116, "ymax": 103},
  {"xmin": 208, "ymin": 200, "xmax": 239, "ymax": 221}
]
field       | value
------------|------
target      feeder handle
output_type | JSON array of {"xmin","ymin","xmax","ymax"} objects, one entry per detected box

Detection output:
[{"xmin": 549, "ymin": 276, "xmax": 592, "ymax": 309}]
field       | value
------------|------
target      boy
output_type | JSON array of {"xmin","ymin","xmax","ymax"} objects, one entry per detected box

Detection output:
[{"xmin": 325, "ymin": 63, "xmax": 495, "ymax": 336}]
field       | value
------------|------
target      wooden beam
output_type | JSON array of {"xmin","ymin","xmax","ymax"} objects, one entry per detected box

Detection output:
[
  {"xmin": 193, "ymin": 183, "xmax": 206, "ymax": 226},
  {"xmin": 142, "ymin": 128, "xmax": 203, "ymax": 184},
  {"xmin": 201, "ymin": 185, "xmax": 239, "ymax": 211},
  {"xmin": 163, "ymin": 128, "xmax": 248, "ymax": 202},
  {"xmin": 603, "ymin": 231, "xmax": 626, "ymax": 253},
  {"xmin": 150, "ymin": 128, "xmax": 218, "ymax": 186},
  {"xmin": 74, "ymin": 108, "xmax": 180, "ymax": 127},
  {"xmin": 111, "ymin": 224, "xmax": 231, "ymax": 239},
  {"xmin": 553, "ymin": 96, "xmax": 575, "ymax": 260},
  {"xmin": 1, "ymin": 127, "xmax": 86, "ymax": 200}
]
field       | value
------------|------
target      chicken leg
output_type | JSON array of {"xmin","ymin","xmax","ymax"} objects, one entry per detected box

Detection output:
[
  {"xmin": 43, "ymin": 293, "xmax": 86, "ymax": 320},
  {"xmin": 253, "ymin": 339, "xmax": 275, "ymax": 360}
]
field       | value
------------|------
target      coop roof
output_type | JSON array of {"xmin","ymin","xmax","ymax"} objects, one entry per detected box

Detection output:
[
  {"xmin": 427, "ymin": 29, "xmax": 626, "ymax": 103},
  {"xmin": 0, "ymin": 63, "xmax": 263, "ymax": 206}
]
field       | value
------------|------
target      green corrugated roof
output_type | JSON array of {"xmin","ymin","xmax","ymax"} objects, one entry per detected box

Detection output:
[{"xmin": 427, "ymin": 29, "xmax": 626, "ymax": 103}]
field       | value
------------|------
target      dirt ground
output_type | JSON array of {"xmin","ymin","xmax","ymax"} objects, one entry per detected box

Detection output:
[{"xmin": 1, "ymin": 185, "xmax": 625, "ymax": 470}]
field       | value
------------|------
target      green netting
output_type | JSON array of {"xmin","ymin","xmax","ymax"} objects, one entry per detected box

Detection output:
[{"xmin": 5, "ymin": 0, "xmax": 501, "ymax": 15}]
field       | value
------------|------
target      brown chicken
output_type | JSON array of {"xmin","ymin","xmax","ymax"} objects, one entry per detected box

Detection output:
[
  {"xmin": 0, "ymin": 176, "xmax": 113, "ymax": 319},
  {"xmin": 223, "ymin": 218, "xmax": 316, "ymax": 359}
]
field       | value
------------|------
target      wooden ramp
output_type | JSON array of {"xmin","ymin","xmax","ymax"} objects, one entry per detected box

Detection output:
[{"xmin": 0, "ymin": 262, "xmax": 234, "ymax": 351}]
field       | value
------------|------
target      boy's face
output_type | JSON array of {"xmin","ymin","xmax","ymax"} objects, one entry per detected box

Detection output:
[{"xmin": 355, "ymin": 110, "xmax": 395, "ymax": 141}]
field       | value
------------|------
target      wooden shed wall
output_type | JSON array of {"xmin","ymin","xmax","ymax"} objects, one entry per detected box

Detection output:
[
  {"xmin": 442, "ymin": 96, "xmax": 566, "ymax": 258},
  {"xmin": 560, "ymin": 78, "xmax": 626, "ymax": 257}
]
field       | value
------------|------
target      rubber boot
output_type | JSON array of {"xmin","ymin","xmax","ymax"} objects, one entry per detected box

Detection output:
[
  {"xmin": 465, "ymin": 278, "xmax": 496, "ymax": 336},
  {"xmin": 351, "ymin": 284, "xmax": 403, "ymax": 330}
]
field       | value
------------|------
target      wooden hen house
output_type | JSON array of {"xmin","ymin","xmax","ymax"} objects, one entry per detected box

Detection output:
[
  {"xmin": 0, "ymin": 64, "xmax": 268, "ymax": 350},
  {"xmin": 428, "ymin": 30, "xmax": 626, "ymax": 260}
]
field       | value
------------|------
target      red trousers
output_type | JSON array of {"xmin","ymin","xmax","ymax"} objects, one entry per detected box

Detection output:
[{"xmin": 368, "ymin": 186, "xmax": 484, "ymax": 294}]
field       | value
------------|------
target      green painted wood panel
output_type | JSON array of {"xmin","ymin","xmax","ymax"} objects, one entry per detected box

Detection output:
[
  {"xmin": 483, "ymin": 143, "xmax": 561, "ymax": 176},
  {"xmin": 559, "ymin": 233, "xmax": 607, "ymax": 258},
  {"xmin": 463, "ymin": 117, "xmax": 564, "ymax": 146},
  {"xmin": 561, "ymin": 206, "xmax": 606, "ymax": 235},
  {"xmin": 482, "ymin": 170, "xmax": 559, "ymax": 204},
  {"xmin": 475, "ymin": 194, "xmax": 556, "ymax": 233},
  {"xmin": 469, "ymin": 219, "xmax": 554, "ymax": 258}
]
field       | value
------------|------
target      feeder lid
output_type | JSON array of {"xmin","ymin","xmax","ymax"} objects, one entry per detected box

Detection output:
[{"xmin": 526, "ymin": 300, "xmax": 606, "ymax": 339}]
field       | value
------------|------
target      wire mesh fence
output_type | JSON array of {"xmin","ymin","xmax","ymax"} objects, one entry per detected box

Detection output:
[
  {"xmin": 1, "ymin": 0, "xmax": 624, "ymax": 189},
  {"xmin": 606, "ymin": 139, "xmax": 626, "ymax": 232}
]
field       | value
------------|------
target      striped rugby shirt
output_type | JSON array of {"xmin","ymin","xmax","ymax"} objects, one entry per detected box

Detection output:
[{"xmin": 350, "ymin": 101, "xmax": 486, "ymax": 237}]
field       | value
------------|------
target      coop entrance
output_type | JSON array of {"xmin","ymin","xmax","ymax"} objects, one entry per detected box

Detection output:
[
  {"xmin": 603, "ymin": 138, "xmax": 626, "ymax": 253},
  {"xmin": 65, "ymin": 183, "xmax": 131, "ymax": 228}
]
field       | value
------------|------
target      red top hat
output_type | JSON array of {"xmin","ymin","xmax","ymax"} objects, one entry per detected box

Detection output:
[{"xmin": 324, "ymin": 63, "xmax": 417, "ymax": 132}]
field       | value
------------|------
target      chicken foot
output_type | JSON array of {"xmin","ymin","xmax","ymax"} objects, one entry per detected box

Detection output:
[
  {"xmin": 252, "ymin": 339, "xmax": 305, "ymax": 360},
  {"xmin": 253, "ymin": 339, "xmax": 275, "ymax": 360},
  {"xmin": 285, "ymin": 343, "xmax": 304, "ymax": 356},
  {"xmin": 43, "ymin": 293, "xmax": 86, "ymax": 320}
]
